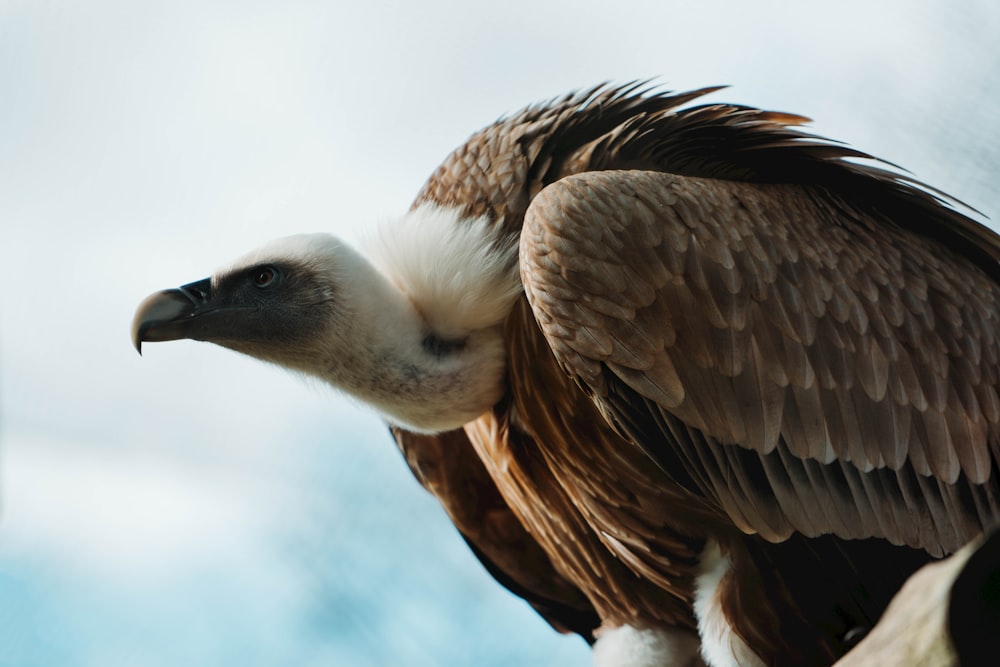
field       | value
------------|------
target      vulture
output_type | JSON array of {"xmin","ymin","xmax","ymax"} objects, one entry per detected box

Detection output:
[{"xmin": 132, "ymin": 84, "xmax": 1000, "ymax": 667}]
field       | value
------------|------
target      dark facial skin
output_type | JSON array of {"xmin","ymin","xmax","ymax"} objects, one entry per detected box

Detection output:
[{"xmin": 132, "ymin": 262, "xmax": 333, "ymax": 360}]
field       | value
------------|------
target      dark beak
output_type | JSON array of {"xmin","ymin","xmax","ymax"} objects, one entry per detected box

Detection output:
[{"xmin": 131, "ymin": 278, "xmax": 212, "ymax": 354}]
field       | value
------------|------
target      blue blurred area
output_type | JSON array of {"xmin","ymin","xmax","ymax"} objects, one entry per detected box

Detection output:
[{"xmin": 0, "ymin": 413, "xmax": 589, "ymax": 667}]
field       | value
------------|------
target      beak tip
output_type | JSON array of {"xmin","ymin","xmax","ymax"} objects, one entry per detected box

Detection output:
[{"xmin": 130, "ymin": 318, "xmax": 147, "ymax": 355}]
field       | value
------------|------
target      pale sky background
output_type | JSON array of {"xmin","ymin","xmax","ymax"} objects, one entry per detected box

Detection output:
[{"xmin": 1, "ymin": 1, "xmax": 998, "ymax": 666}]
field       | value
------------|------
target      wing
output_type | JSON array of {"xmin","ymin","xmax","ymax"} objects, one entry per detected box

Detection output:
[
  {"xmin": 520, "ymin": 169, "xmax": 1000, "ymax": 556},
  {"xmin": 390, "ymin": 425, "xmax": 601, "ymax": 642}
]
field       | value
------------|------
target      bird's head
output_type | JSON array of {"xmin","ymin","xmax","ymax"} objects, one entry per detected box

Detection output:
[
  {"xmin": 131, "ymin": 220, "xmax": 518, "ymax": 433},
  {"xmin": 132, "ymin": 234, "xmax": 360, "ymax": 372}
]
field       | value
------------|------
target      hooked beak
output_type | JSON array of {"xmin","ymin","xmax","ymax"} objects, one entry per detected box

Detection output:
[{"xmin": 131, "ymin": 278, "xmax": 212, "ymax": 354}]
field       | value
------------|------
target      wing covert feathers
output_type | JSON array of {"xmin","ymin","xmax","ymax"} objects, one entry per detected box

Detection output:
[{"xmin": 521, "ymin": 169, "xmax": 1000, "ymax": 554}]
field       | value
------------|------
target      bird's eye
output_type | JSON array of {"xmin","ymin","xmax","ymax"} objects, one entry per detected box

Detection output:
[{"xmin": 251, "ymin": 266, "xmax": 280, "ymax": 288}]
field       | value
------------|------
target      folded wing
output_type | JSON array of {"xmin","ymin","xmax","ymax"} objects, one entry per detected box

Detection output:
[{"xmin": 521, "ymin": 169, "xmax": 1000, "ymax": 556}]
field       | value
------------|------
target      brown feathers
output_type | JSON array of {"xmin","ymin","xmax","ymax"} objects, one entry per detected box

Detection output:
[{"xmin": 395, "ymin": 83, "xmax": 1000, "ymax": 664}]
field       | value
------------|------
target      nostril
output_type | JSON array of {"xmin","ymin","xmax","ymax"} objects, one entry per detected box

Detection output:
[{"xmin": 178, "ymin": 278, "xmax": 211, "ymax": 304}]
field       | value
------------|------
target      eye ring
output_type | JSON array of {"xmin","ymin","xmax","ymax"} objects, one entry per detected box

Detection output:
[{"xmin": 251, "ymin": 265, "xmax": 281, "ymax": 289}]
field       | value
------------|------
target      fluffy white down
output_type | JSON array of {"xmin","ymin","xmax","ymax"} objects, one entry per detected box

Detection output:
[
  {"xmin": 363, "ymin": 204, "xmax": 522, "ymax": 337},
  {"xmin": 592, "ymin": 625, "xmax": 702, "ymax": 667},
  {"xmin": 693, "ymin": 542, "xmax": 765, "ymax": 667}
]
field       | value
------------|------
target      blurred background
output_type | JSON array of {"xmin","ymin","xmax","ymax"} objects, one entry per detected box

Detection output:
[{"xmin": 1, "ymin": 1, "xmax": 998, "ymax": 665}]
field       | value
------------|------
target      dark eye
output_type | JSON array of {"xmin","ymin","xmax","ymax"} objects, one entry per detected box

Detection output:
[{"xmin": 251, "ymin": 265, "xmax": 280, "ymax": 288}]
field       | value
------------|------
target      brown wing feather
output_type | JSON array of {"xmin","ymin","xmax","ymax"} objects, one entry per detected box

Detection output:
[
  {"xmin": 457, "ymin": 300, "xmax": 724, "ymax": 631},
  {"xmin": 390, "ymin": 426, "xmax": 600, "ymax": 640},
  {"xmin": 521, "ymin": 169, "xmax": 1000, "ymax": 556}
]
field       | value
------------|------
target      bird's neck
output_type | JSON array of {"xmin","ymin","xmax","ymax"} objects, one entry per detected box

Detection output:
[{"xmin": 319, "ymin": 205, "xmax": 522, "ymax": 433}]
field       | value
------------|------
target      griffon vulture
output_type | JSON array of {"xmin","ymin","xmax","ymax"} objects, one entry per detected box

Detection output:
[{"xmin": 132, "ymin": 84, "xmax": 1000, "ymax": 667}]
